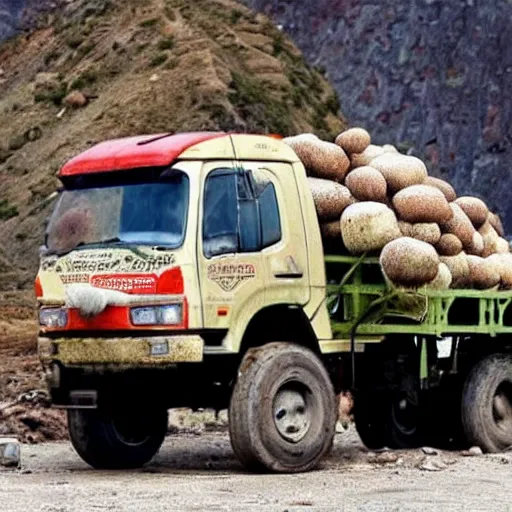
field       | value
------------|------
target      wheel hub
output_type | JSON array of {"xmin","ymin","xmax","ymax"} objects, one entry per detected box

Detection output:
[
  {"xmin": 391, "ymin": 393, "xmax": 418, "ymax": 436},
  {"xmin": 273, "ymin": 386, "xmax": 311, "ymax": 443},
  {"xmin": 112, "ymin": 414, "xmax": 151, "ymax": 446}
]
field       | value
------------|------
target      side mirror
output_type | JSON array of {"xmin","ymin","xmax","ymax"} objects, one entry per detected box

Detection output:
[{"xmin": 39, "ymin": 245, "xmax": 49, "ymax": 258}]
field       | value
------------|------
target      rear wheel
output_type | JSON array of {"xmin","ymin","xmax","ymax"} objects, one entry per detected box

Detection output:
[
  {"xmin": 354, "ymin": 338, "xmax": 424, "ymax": 450},
  {"xmin": 355, "ymin": 386, "xmax": 423, "ymax": 450},
  {"xmin": 68, "ymin": 407, "xmax": 168, "ymax": 469},
  {"xmin": 424, "ymin": 375, "xmax": 467, "ymax": 449},
  {"xmin": 462, "ymin": 354, "xmax": 512, "ymax": 452},
  {"xmin": 354, "ymin": 390, "xmax": 388, "ymax": 450},
  {"xmin": 388, "ymin": 384, "xmax": 423, "ymax": 448},
  {"xmin": 229, "ymin": 343, "xmax": 336, "ymax": 473}
]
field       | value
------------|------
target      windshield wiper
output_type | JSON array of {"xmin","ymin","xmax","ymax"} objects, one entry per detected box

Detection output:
[
  {"xmin": 43, "ymin": 237, "xmax": 127, "ymax": 257},
  {"xmin": 44, "ymin": 238, "xmax": 177, "ymax": 258},
  {"xmin": 93, "ymin": 237, "xmax": 123, "ymax": 245},
  {"xmin": 152, "ymin": 245, "xmax": 176, "ymax": 251},
  {"xmin": 72, "ymin": 237, "xmax": 134, "ymax": 250}
]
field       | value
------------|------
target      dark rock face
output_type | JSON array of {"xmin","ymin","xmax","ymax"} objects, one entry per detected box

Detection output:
[
  {"xmin": 246, "ymin": 0, "xmax": 512, "ymax": 231},
  {"xmin": 0, "ymin": 1, "xmax": 66, "ymax": 42},
  {"xmin": 0, "ymin": 0, "xmax": 26, "ymax": 41}
]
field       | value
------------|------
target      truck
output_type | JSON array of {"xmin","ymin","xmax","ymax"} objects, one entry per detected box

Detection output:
[{"xmin": 36, "ymin": 132, "xmax": 512, "ymax": 473}]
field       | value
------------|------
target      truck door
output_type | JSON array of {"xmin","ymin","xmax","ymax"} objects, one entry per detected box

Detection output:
[
  {"xmin": 237, "ymin": 161, "xmax": 310, "ymax": 309},
  {"xmin": 197, "ymin": 161, "xmax": 310, "ymax": 352},
  {"xmin": 197, "ymin": 164, "xmax": 265, "ymax": 348}
]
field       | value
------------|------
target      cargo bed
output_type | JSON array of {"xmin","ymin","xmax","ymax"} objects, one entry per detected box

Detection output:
[{"xmin": 326, "ymin": 254, "xmax": 512, "ymax": 338}]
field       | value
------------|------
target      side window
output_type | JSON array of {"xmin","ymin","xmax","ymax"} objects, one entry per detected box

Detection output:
[
  {"xmin": 203, "ymin": 170, "xmax": 238, "ymax": 258},
  {"xmin": 252, "ymin": 169, "xmax": 282, "ymax": 249},
  {"xmin": 238, "ymin": 173, "xmax": 260, "ymax": 252},
  {"xmin": 203, "ymin": 168, "xmax": 282, "ymax": 258},
  {"xmin": 259, "ymin": 183, "xmax": 281, "ymax": 248}
]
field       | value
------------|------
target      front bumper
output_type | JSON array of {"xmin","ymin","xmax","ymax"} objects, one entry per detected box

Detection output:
[{"xmin": 38, "ymin": 334, "xmax": 204, "ymax": 367}]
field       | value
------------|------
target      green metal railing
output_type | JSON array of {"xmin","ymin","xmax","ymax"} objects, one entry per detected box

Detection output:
[{"xmin": 325, "ymin": 254, "xmax": 512, "ymax": 339}]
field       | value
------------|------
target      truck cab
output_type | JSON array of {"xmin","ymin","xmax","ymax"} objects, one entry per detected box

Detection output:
[{"xmin": 37, "ymin": 132, "xmax": 337, "ymax": 472}]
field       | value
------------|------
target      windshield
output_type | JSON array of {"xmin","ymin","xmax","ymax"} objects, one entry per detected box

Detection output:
[{"xmin": 46, "ymin": 171, "xmax": 189, "ymax": 254}]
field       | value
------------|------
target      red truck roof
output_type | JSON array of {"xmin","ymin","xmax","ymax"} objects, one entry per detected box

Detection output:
[{"xmin": 59, "ymin": 132, "xmax": 226, "ymax": 177}]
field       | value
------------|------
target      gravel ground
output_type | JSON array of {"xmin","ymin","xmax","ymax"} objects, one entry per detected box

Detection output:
[{"xmin": 1, "ymin": 427, "xmax": 512, "ymax": 512}]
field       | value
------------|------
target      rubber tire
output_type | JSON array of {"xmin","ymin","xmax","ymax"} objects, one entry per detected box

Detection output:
[
  {"xmin": 424, "ymin": 377, "xmax": 467, "ymax": 450},
  {"xmin": 387, "ymin": 376, "xmax": 424, "ymax": 449},
  {"xmin": 68, "ymin": 407, "xmax": 168, "ymax": 469},
  {"xmin": 462, "ymin": 354, "xmax": 512, "ymax": 453},
  {"xmin": 354, "ymin": 347, "xmax": 424, "ymax": 451},
  {"xmin": 354, "ymin": 390, "xmax": 388, "ymax": 450},
  {"xmin": 354, "ymin": 389, "xmax": 424, "ymax": 450},
  {"xmin": 229, "ymin": 343, "xmax": 336, "ymax": 473}
]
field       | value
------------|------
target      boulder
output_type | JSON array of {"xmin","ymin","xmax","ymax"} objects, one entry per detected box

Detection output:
[
  {"xmin": 350, "ymin": 144, "xmax": 385, "ymax": 168},
  {"xmin": 466, "ymin": 255, "xmax": 500, "ymax": 289},
  {"xmin": 0, "ymin": 438, "xmax": 20, "ymax": 468},
  {"xmin": 426, "ymin": 262, "xmax": 452, "ymax": 290},
  {"xmin": 392, "ymin": 185, "xmax": 452, "ymax": 223},
  {"xmin": 435, "ymin": 234, "xmax": 463, "ymax": 256},
  {"xmin": 380, "ymin": 237, "xmax": 440, "ymax": 287},
  {"xmin": 335, "ymin": 127, "xmax": 371, "ymax": 154},
  {"xmin": 308, "ymin": 177, "xmax": 354, "ymax": 221},
  {"xmin": 345, "ymin": 166, "xmax": 387, "ymax": 203},
  {"xmin": 455, "ymin": 197, "xmax": 489, "ymax": 228},
  {"xmin": 423, "ymin": 177, "xmax": 457, "ymax": 202},
  {"xmin": 441, "ymin": 203, "xmax": 476, "ymax": 249},
  {"xmin": 285, "ymin": 136, "xmax": 350, "ymax": 182},
  {"xmin": 440, "ymin": 252, "xmax": 470, "ymax": 288},
  {"xmin": 370, "ymin": 153, "xmax": 427, "ymax": 192},
  {"xmin": 63, "ymin": 91, "xmax": 88, "ymax": 108},
  {"xmin": 341, "ymin": 202, "xmax": 401, "ymax": 254}
]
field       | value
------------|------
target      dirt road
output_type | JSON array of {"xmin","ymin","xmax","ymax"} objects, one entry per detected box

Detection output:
[{"xmin": 1, "ymin": 428, "xmax": 511, "ymax": 512}]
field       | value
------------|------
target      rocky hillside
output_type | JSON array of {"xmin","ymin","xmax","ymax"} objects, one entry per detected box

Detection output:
[
  {"xmin": 246, "ymin": 0, "xmax": 512, "ymax": 232},
  {"xmin": 0, "ymin": 0, "xmax": 344, "ymax": 297}
]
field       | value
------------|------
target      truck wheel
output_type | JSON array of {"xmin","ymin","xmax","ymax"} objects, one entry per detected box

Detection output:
[
  {"xmin": 354, "ymin": 390, "xmax": 388, "ymax": 450},
  {"xmin": 387, "ymin": 382, "xmax": 423, "ymax": 449},
  {"xmin": 355, "ymin": 388, "xmax": 423, "ymax": 450},
  {"xmin": 462, "ymin": 354, "xmax": 512, "ymax": 452},
  {"xmin": 425, "ymin": 377, "xmax": 467, "ymax": 449},
  {"xmin": 68, "ymin": 407, "xmax": 168, "ymax": 469},
  {"xmin": 229, "ymin": 343, "xmax": 336, "ymax": 473}
]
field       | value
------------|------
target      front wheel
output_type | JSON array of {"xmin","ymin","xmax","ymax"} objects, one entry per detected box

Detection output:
[
  {"xmin": 68, "ymin": 407, "xmax": 168, "ymax": 469},
  {"xmin": 229, "ymin": 343, "xmax": 336, "ymax": 473},
  {"xmin": 462, "ymin": 354, "xmax": 512, "ymax": 452}
]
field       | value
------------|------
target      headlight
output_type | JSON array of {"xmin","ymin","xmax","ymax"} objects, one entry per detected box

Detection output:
[
  {"xmin": 130, "ymin": 307, "xmax": 158, "ymax": 325},
  {"xmin": 159, "ymin": 304, "xmax": 182, "ymax": 325},
  {"xmin": 130, "ymin": 304, "xmax": 183, "ymax": 326},
  {"xmin": 39, "ymin": 308, "xmax": 68, "ymax": 328}
]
